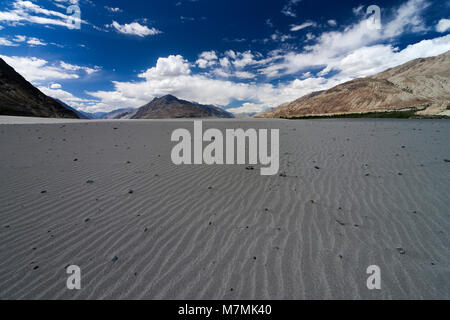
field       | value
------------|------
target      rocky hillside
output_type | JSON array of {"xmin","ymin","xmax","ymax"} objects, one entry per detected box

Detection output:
[{"xmin": 0, "ymin": 58, "xmax": 79, "ymax": 119}]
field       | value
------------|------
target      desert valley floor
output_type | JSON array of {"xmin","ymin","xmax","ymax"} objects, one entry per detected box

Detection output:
[{"xmin": 0, "ymin": 117, "xmax": 449, "ymax": 299}]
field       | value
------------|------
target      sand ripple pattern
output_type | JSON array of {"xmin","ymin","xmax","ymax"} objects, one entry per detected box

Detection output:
[{"xmin": 0, "ymin": 119, "xmax": 449, "ymax": 299}]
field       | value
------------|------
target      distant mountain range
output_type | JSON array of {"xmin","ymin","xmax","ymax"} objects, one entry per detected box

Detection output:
[
  {"xmin": 90, "ymin": 108, "xmax": 137, "ymax": 120},
  {"xmin": 0, "ymin": 58, "xmax": 79, "ymax": 119},
  {"xmin": 259, "ymin": 50, "xmax": 450, "ymax": 118},
  {"xmin": 84, "ymin": 95, "xmax": 235, "ymax": 119},
  {"xmin": 54, "ymin": 99, "xmax": 93, "ymax": 119}
]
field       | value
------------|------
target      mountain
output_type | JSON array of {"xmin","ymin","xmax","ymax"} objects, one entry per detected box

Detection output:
[
  {"xmin": 131, "ymin": 95, "xmax": 234, "ymax": 119},
  {"xmin": 54, "ymin": 99, "xmax": 93, "ymax": 119},
  {"xmin": 95, "ymin": 108, "xmax": 137, "ymax": 119},
  {"xmin": 259, "ymin": 51, "xmax": 450, "ymax": 118},
  {"xmin": 0, "ymin": 58, "xmax": 79, "ymax": 119}
]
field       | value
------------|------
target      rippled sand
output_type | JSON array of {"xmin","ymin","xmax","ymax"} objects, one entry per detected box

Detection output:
[{"xmin": 0, "ymin": 117, "xmax": 449, "ymax": 299}]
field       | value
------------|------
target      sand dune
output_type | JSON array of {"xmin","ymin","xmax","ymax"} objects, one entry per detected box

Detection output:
[{"xmin": 0, "ymin": 117, "xmax": 449, "ymax": 299}]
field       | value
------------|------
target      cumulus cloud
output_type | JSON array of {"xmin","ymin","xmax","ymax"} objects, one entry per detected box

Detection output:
[
  {"xmin": 436, "ymin": 19, "xmax": 450, "ymax": 33},
  {"xmin": 196, "ymin": 51, "xmax": 218, "ymax": 68},
  {"xmin": 108, "ymin": 21, "xmax": 161, "ymax": 37}
]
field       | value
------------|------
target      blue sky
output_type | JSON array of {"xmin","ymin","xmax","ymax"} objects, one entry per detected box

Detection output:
[{"xmin": 0, "ymin": 0, "xmax": 449, "ymax": 114}]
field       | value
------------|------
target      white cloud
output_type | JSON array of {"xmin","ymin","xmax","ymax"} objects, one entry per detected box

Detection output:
[
  {"xmin": 26, "ymin": 37, "xmax": 46, "ymax": 46},
  {"xmin": 0, "ymin": 37, "xmax": 18, "ymax": 46},
  {"xmin": 328, "ymin": 19, "xmax": 337, "ymax": 27},
  {"xmin": 281, "ymin": 0, "xmax": 301, "ymax": 17},
  {"xmin": 0, "ymin": 55, "xmax": 101, "ymax": 84},
  {"xmin": 13, "ymin": 35, "xmax": 27, "ymax": 42},
  {"xmin": 227, "ymin": 103, "xmax": 268, "ymax": 114},
  {"xmin": 0, "ymin": 55, "xmax": 79, "ymax": 82},
  {"xmin": 259, "ymin": 0, "xmax": 435, "ymax": 78},
  {"xmin": 139, "ymin": 55, "xmax": 191, "ymax": 78},
  {"xmin": 196, "ymin": 51, "xmax": 218, "ymax": 68},
  {"xmin": 108, "ymin": 21, "xmax": 161, "ymax": 37},
  {"xmin": 1, "ymin": 35, "xmax": 48, "ymax": 46},
  {"xmin": 290, "ymin": 21, "xmax": 316, "ymax": 32},
  {"xmin": 436, "ymin": 19, "xmax": 450, "ymax": 33},
  {"xmin": 105, "ymin": 6, "xmax": 122, "ymax": 13},
  {"xmin": 60, "ymin": 61, "xmax": 100, "ymax": 75},
  {"xmin": 50, "ymin": 83, "xmax": 62, "ymax": 89}
]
